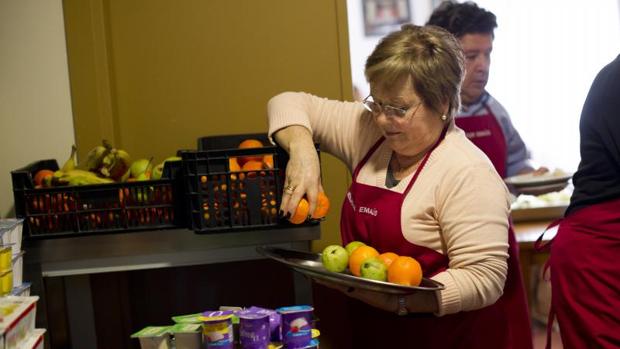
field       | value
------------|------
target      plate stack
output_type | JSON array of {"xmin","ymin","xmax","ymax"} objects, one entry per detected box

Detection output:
[{"xmin": 504, "ymin": 170, "xmax": 573, "ymax": 196}]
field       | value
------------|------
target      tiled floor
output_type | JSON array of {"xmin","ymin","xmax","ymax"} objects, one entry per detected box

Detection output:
[{"xmin": 532, "ymin": 320, "xmax": 563, "ymax": 349}]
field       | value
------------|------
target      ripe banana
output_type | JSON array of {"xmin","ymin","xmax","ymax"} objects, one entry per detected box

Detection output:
[
  {"xmin": 61, "ymin": 145, "xmax": 78, "ymax": 172},
  {"xmin": 54, "ymin": 169, "xmax": 114, "ymax": 186}
]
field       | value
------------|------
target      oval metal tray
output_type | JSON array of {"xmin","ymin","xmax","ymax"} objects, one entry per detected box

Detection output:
[{"xmin": 257, "ymin": 246, "xmax": 444, "ymax": 295}]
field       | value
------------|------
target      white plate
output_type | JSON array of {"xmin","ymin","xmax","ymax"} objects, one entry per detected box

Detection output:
[{"xmin": 505, "ymin": 170, "xmax": 572, "ymax": 188}]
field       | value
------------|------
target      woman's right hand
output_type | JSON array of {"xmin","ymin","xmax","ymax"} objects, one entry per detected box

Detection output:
[{"xmin": 273, "ymin": 126, "xmax": 323, "ymax": 220}]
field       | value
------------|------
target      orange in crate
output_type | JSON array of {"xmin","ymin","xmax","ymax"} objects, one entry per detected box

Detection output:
[
  {"xmin": 263, "ymin": 155, "xmax": 274, "ymax": 169},
  {"xmin": 348, "ymin": 245, "xmax": 379, "ymax": 277},
  {"xmin": 241, "ymin": 160, "xmax": 264, "ymax": 179},
  {"xmin": 387, "ymin": 256, "xmax": 422, "ymax": 286},
  {"xmin": 237, "ymin": 139, "xmax": 264, "ymax": 166}
]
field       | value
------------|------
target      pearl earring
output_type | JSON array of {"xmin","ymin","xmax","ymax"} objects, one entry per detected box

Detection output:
[{"xmin": 441, "ymin": 114, "xmax": 447, "ymax": 121}]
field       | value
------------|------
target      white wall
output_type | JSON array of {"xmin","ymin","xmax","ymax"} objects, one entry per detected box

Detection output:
[
  {"xmin": 348, "ymin": 0, "xmax": 620, "ymax": 174},
  {"xmin": 347, "ymin": 0, "xmax": 434, "ymax": 99},
  {"xmin": 0, "ymin": 0, "xmax": 75, "ymax": 217}
]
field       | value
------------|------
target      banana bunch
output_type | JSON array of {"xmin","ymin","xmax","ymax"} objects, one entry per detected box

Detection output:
[
  {"xmin": 52, "ymin": 169, "xmax": 114, "ymax": 186},
  {"xmin": 82, "ymin": 140, "xmax": 131, "ymax": 182}
]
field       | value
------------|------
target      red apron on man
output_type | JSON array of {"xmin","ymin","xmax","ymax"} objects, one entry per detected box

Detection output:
[
  {"xmin": 456, "ymin": 104, "xmax": 507, "ymax": 177},
  {"xmin": 312, "ymin": 126, "xmax": 532, "ymax": 348}
]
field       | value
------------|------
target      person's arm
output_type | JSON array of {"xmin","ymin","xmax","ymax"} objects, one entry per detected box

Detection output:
[
  {"xmin": 272, "ymin": 125, "xmax": 323, "ymax": 216},
  {"xmin": 430, "ymin": 163, "xmax": 510, "ymax": 315},
  {"xmin": 499, "ymin": 110, "xmax": 536, "ymax": 176},
  {"xmin": 267, "ymin": 92, "xmax": 374, "ymax": 215}
]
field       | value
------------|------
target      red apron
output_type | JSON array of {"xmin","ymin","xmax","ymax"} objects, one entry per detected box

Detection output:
[
  {"xmin": 544, "ymin": 197, "xmax": 620, "ymax": 348},
  {"xmin": 321, "ymin": 127, "xmax": 532, "ymax": 348},
  {"xmin": 456, "ymin": 104, "xmax": 507, "ymax": 177}
]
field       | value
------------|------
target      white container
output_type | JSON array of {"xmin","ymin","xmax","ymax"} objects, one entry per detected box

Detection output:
[
  {"xmin": 0, "ymin": 296, "xmax": 39, "ymax": 349},
  {"xmin": 131, "ymin": 326, "xmax": 172, "ymax": 349},
  {"xmin": 0, "ymin": 219, "xmax": 22, "ymax": 256},
  {"xmin": 10, "ymin": 282, "xmax": 31, "ymax": 297},
  {"xmin": 11, "ymin": 252, "xmax": 24, "ymax": 288},
  {"xmin": 18, "ymin": 328, "xmax": 46, "ymax": 349}
]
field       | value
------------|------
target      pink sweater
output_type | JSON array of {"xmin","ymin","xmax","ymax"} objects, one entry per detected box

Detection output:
[{"xmin": 268, "ymin": 92, "xmax": 511, "ymax": 316}]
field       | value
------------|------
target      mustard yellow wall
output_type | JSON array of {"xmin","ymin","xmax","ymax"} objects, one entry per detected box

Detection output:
[{"xmin": 63, "ymin": 0, "xmax": 352, "ymax": 251}]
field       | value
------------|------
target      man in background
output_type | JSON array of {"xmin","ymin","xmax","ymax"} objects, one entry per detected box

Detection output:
[{"xmin": 427, "ymin": 1, "xmax": 546, "ymax": 178}]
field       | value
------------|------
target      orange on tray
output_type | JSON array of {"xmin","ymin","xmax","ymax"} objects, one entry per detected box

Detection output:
[
  {"xmin": 348, "ymin": 245, "xmax": 379, "ymax": 277},
  {"xmin": 387, "ymin": 256, "xmax": 422, "ymax": 286},
  {"xmin": 378, "ymin": 252, "xmax": 399, "ymax": 269}
]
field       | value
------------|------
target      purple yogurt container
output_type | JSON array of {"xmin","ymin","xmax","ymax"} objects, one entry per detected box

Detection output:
[
  {"xmin": 276, "ymin": 305, "xmax": 314, "ymax": 349},
  {"xmin": 201, "ymin": 310, "xmax": 235, "ymax": 349},
  {"xmin": 246, "ymin": 306, "xmax": 281, "ymax": 342},
  {"xmin": 237, "ymin": 309, "xmax": 270, "ymax": 349}
]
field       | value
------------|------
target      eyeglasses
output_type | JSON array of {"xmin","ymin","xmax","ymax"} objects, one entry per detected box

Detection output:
[{"xmin": 362, "ymin": 95, "xmax": 422, "ymax": 119}]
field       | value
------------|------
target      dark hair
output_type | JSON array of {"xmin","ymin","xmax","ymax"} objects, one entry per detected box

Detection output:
[
  {"xmin": 365, "ymin": 24, "xmax": 464, "ymax": 119},
  {"xmin": 426, "ymin": 1, "xmax": 497, "ymax": 38}
]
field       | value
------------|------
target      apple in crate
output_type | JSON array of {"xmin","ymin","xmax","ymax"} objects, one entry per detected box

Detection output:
[
  {"xmin": 360, "ymin": 257, "xmax": 387, "ymax": 281},
  {"xmin": 321, "ymin": 245, "xmax": 349, "ymax": 273}
]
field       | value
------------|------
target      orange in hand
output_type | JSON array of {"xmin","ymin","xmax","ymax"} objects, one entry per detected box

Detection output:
[
  {"xmin": 289, "ymin": 198, "xmax": 310, "ymax": 224},
  {"xmin": 378, "ymin": 252, "xmax": 399, "ymax": 269},
  {"xmin": 310, "ymin": 192, "xmax": 330, "ymax": 219},
  {"xmin": 348, "ymin": 245, "xmax": 379, "ymax": 277},
  {"xmin": 238, "ymin": 139, "xmax": 264, "ymax": 166},
  {"xmin": 387, "ymin": 256, "xmax": 422, "ymax": 286}
]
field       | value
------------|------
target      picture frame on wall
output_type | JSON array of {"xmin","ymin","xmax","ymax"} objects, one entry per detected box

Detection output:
[{"xmin": 363, "ymin": 0, "xmax": 411, "ymax": 37}]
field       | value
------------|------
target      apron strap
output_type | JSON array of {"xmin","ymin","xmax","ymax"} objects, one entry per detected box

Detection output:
[
  {"xmin": 534, "ymin": 218, "xmax": 562, "ymax": 281},
  {"xmin": 534, "ymin": 218, "xmax": 562, "ymax": 252},
  {"xmin": 545, "ymin": 301, "xmax": 556, "ymax": 349}
]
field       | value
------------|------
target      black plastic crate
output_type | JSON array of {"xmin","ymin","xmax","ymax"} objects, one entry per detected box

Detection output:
[
  {"xmin": 183, "ymin": 133, "xmax": 319, "ymax": 233},
  {"xmin": 11, "ymin": 159, "xmax": 186, "ymax": 239}
]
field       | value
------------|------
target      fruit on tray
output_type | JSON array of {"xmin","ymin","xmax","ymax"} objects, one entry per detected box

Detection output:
[
  {"xmin": 349, "ymin": 245, "xmax": 379, "ymax": 277},
  {"xmin": 344, "ymin": 241, "xmax": 366, "ymax": 256},
  {"xmin": 360, "ymin": 257, "xmax": 388, "ymax": 281},
  {"xmin": 387, "ymin": 256, "xmax": 422, "ymax": 287},
  {"xmin": 321, "ymin": 245, "xmax": 349, "ymax": 273},
  {"xmin": 320, "ymin": 243, "xmax": 424, "ymax": 286}
]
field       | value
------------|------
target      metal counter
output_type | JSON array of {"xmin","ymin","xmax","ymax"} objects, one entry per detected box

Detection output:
[{"xmin": 24, "ymin": 225, "xmax": 320, "ymax": 348}]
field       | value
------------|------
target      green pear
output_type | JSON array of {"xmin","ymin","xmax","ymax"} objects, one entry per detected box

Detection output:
[
  {"xmin": 321, "ymin": 245, "xmax": 349, "ymax": 273},
  {"xmin": 151, "ymin": 163, "xmax": 164, "ymax": 180},
  {"xmin": 130, "ymin": 157, "xmax": 154, "ymax": 178},
  {"xmin": 360, "ymin": 257, "xmax": 387, "ymax": 281},
  {"xmin": 345, "ymin": 241, "xmax": 366, "ymax": 256}
]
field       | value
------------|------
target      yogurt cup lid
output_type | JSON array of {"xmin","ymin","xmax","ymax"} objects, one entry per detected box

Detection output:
[
  {"xmin": 201, "ymin": 310, "xmax": 234, "ymax": 322},
  {"xmin": 237, "ymin": 310, "xmax": 270, "ymax": 320},
  {"xmin": 276, "ymin": 305, "xmax": 313, "ymax": 314}
]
